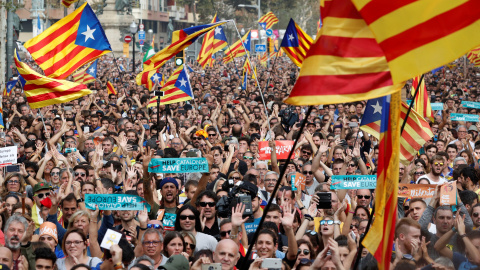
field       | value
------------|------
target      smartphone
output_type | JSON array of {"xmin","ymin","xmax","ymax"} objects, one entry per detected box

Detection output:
[
  {"xmin": 84, "ymin": 126, "xmax": 90, "ymax": 133},
  {"xmin": 51, "ymin": 109, "xmax": 58, "ymax": 115},
  {"xmin": 201, "ymin": 263, "xmax": 222, "ymax": 270},
  {"xmin": 143, "ymin": 124, "xmax": 149, "ymax": 129},
  {"xmin": 261, "ymin": 258, "xmax": 282, "ymax": 269},
  {"xmin": 350, "ymin": 231, "xmax": 356, "ymax": 241},
  {"xmin": 6, "ymin": 165, "xmax": 20, "ymax": 173},
  {"xmin": 237, "ymin": 194, "xmax": 253, "ymax": 216},
  {"xmin": 317, "ymin": 192, "xmax": 332, "ymax": 209},
  {"xmin": 349, "ymin": 122, "xmax": 358, "ymax": 127}
]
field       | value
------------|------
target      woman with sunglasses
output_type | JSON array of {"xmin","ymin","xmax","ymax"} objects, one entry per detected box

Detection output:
[
  {"xmin": 163, "ymin": 231, "xmax": 189, "ymax": 259},
  {"xmin": 318, "ymin": 216, "xmax": 340, "ymax": 252},
  {"xmin": 49, "ymin": 167, "xmax": 62, "ymax": 188},
  {"xmin": 181, "ymin": 231, "xmax": 197, "ymax": 259},
  {"xmin": 227, "ymin": 171, "xmax": 242, "ymax": 185},
  {"xmin": 174, "ymin": 204, "xmax": 218, "ymax": 252},
  {"xmin": 292, "ymin": 239, "xmax": 315, "ymax": 270},
  {"xmin": 408, "ymin": 165, "xmax": 426, "ymax": 183},
  {"xmin": 242, "ymin": 152, "xmax": 255, "ymax": 170}
]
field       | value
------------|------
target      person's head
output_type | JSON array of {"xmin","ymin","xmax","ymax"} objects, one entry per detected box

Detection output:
[
  {"xmin": 133, "ymin": 255, "xmax": 154, "ymax": 268},
  {"xmin": 34, "ymin": 247, "xmax": 57, "ymax": 270},
  {"xmin": 39, "ymin": 222, "xmax": 58, "ymax": 252},
  {"xmin": 141, "ymin": 228, "xmax": 164, "ymax": 258},
  {"xmin": 181, "ymin": 232, "xmax": 196, "ymax": 257},
  {"xmin": 162, "ymin": 231, "xmax": 185, "ymax": 257},
  {"xmin": 431, "ymin": 257, "xmax": 455, "ymax": 270},
  {"xmin": 101, "ymin": 137, "xmax": 114, "ymax": 155},
  {"xmin": 319, "ymin": 216, "xmax": 335, "ymax": 237},
  {"xmin": 425, "ymin": 144, "xmax": 438, "ymax": 160},
  {"xmin": 195, "ymin": 190, "xmax": 218, "ymax": 221},
  {"xmin": 0, "ymin": 247, "xmax": 13, "ymax": 268},
  {"xmin": 459, "ymin": 190, "xmax": 479, "ymax": 215},
  {"xmin": 174, "ymin": 204, "xmax": 202, "ymax": 233},
  {"xmin": 4, "ymin": 194, "xmax": 19, "ymax": 216},
  {"xmin": 296, "ymin": 239, "xmax": 315, "ymax": 261},
  {"xmin": 264, "ymin": 171, "xmax": 279, "ymax": 194},
  {"xmin": 460, "ymin": 166, "xmax": 480, "ymax": 191},
  {"xmin": 433, "ymin": 206, "xmax": 454, "ymax": 234},
  {"xmin": 33, "ymin": 182, "xmax": 51, "ymax": 208},
  {"xmin": 60, "ymin": 193, "xmax": 78, "ymax": 222},
  {"xmin": 407, "ymin": 198, "xmax": 427, "ymax": 221},
  {"xmin": 4, "ymin": 215, "xmax": 28, "ymax": 251},
  {"xmin": 255, "ymin": 229, "xmax": 277, "ymax": 258},
  {"xmin": 213, "ymin": 239, "xmax": 240, "ymax": 270},
  {"xmin": 159, "ymin": 177, "xmax": 179, "ymax": 205},
  {"xmin": 446, "ymin": 144, "xmax": 458, "ymax": 161},
  {"xmin": 73, "ymin": 165, "xmax": 88, "ymax": 182},
  {"xmin": 394, "ymin": 218, "xmax": 421, "ymax": 254},
  {"xmin": 3, "ymin": 173, "xmax": 24, "ymax": 193},
  {"xmin": 356, "ymin": 189, "xmax": 372, "ymax": 208},
  {"xmin": 472, "ymin": 203, "xmax": 480, "ymax": 228},
  {"xmin": 302, "ymin": 163, "xmax": 314, "ymax": 182},
  {"xmin": 430, "ymin": 155, "xmax": 445, "ymax": 176},
  {"xmin": 62, "ymin": 228, "xmax": 88, "ymax": 258},
  {"xmin": 332, "ymin": 159, "xmax": 344, "ymax": 175},
  {"xmin": 68, "ymin": 210, "xmax": 91, "ymax": 235},
  {"xmin": 265, "ymin": 204, "xmax": 282, "ymax": 227}
]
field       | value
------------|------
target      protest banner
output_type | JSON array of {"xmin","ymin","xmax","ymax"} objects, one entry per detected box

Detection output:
[
  {"xmin": 85, "ymin": 194, "xmax": 151, "ymax": 211},
  {"xmin": 330, "ymin": 175, "xmax": 377, "ymax": 190},
  {"xmin": 439, "ymin": 181, "xmax": 457, "ymax": 206},
  {"xmin": 450, "ymin": 113, "xmax": 479, "ymax": 122},
  {"xmin": 398, "ymin": 184, "xmax": 436, "ymax": 198},
  {"xmin": 461, "ymin": 101, "xmax": 480, "ymax": 109},
  {"xmin": 0, "ymin": 146, "xmax": 17, "ymax": 166},
  {"xmin": 148, "ymin": 158, "xmax": 209, "ymax": 173},
  {"xmin": 258, "ymin": 140, "xmax": 295, "ymax": 160},
  {"xmin": 291, "ymin": 172, "xmax": 306, "ymax": 191}
]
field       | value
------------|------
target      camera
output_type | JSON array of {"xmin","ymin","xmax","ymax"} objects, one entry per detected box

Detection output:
[
  {"xmin": 153, "ymin": 91, "xmax": 164, "ymax": 97},
  {"xmin": 279, "ymin": 107, "xmax": 298, "ymax": 130},
  {"xmin": 227, "ymin": 104, "xmax": 233, "ymax": 109},
  {"xmin": 216, "ymin": 181, "xmax": 258, "ymax": 222}
]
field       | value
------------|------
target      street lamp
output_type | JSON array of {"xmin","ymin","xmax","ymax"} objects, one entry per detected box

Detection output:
[
  {"xmin": 130, "ymin": 21, "xmax": 138, "ymax": 72},
  {"xmin": 241, "ymin": 28, "xmax": 245, "ymax": 35},
  {"xmin": 238, "ymin": 0, "xmax": 261, "ymax": 50}
]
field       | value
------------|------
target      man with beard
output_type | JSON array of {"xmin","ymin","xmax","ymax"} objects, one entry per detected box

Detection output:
[
  {"xmin": 196, "ymin": 190, "xmax": 219, "ymax": 237},
  {"xmin": 416, "ymin": 155, "xmax": 448, "ymax": 185},
  {"xmin": 264, "ymin": 172, "xmax": 279, "ymax": 200},
  {"xmin": 459, "ymin": 166, "xmax": 480, "ymax": 191},
  {"xmin": 114, "ymin": 210, "xmax": 140, "ymax": 245},
  {"xmin": 5, "ymin": 215, "xmax": 31, "ymax": 269},
  {"xmin": 394, "ymin": 218, "xmax": 421, "ymax": 260},
  {"xmin": 158, "ymin": 178, "xmax": 179, "ymax": 214},
  {"xmin": 472, "ymin": 204, "xmax": 480, "ymax": 230}
]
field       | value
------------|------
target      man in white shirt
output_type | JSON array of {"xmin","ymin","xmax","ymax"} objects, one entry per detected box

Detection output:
[{"xmin": 417, "ymin": 155, "xmax": 448, "ymax": 185}]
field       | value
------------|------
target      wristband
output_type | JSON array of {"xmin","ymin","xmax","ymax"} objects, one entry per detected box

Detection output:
[
  {"xmin": 114, "ymin": 263, "xmax": 124, "ymax": 270},
  {"xmin": 349, "ymin": 211, "xmax": 355, "ymax": 214},
  {"xmin": 140, "ymin": 227, "xmax": 147, "ymax": 230},
  {"xmin": 299, "ymin": 206, "xmax": 305, "ymax": 210},
  {"xmin": 304, "ymin": 214, "xmax": 314, "ymax": 221}
]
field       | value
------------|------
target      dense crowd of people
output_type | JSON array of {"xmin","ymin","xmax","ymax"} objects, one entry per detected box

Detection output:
[{"xmin": 0, "ymin": 52, "xmax": 478, "ymax": 270}]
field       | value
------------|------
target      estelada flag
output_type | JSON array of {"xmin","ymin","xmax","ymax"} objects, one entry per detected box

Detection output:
[
  {"xmin": 258, "ymin": 12, "xmax": 278, "ymax": 30},
  {"xmin": 106, "ymin": 81, "xmax": 117, "ymax": 95},
  {"xmin": 14, "ymin": 50, "xmax": 92, "ymax": 109},
  {"xmin": 351, "ymin": 0, "xmax": 480, "ymax": 84},
  {"xmin": 24, "ymin": 3, "xmax": 111, "ymax": 79},
  {"xmin": 197, "ymin": 14, "xmax": 228, "ymax": 68},
  {"xmin": 223, "ymin": 31, "xmax": 251, "ymax": 63},
  {"xmin": 284, "ymin": 0, "xmax": 402, "ymax": 105},
  {"xmin": 147, "ymin": 65, "xmax": 193, "ymax": 106},
  {"xmin": 281, "ymin": 18, "xmax": 313, "ymax": 68}
]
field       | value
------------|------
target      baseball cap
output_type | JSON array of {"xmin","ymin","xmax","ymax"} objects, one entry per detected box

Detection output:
[
  {"xmin": 39, "ymin": 222, "xmax": 58, "ymax": 243},
  {"xmin": 158, "ymin": 255, "xmax": 189, "ymax": 270},
  {"xmin": 33, "ymin": 182, "xmax": 51, "ymax": 193}
]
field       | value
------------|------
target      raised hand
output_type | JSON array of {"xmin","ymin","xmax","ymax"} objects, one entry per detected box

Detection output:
[
  {"xmin": 231, "ymin": 203, "xmax": 249, "ymax": 227},
  {"xmin": 280, "ymin": 204, "xmax": 295, "ymax": 229},
  {"xmin": 319, "ymin": 140, "xmax": 329, "ymax": 153}
]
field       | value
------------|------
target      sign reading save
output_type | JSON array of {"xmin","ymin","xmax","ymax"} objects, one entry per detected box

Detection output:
[
  {"xmin": 148, "ymin": 158, "xmax": 209, "ymax": 173},
  {"xmin": 330, "ymin": 175, "xmax": 377, "ymax": 190},
  {"xmin": 85, "ymin": 194, "xmax": 151, "ymax": 211}
]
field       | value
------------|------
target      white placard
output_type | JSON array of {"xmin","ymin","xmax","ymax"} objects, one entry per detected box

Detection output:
[
  {"xmin": 0, "ymin": 146, "xmax": 17, "ymax": 166},
  {"xmin": 100, "ymin": 229, "xmax": 122, "ymax": 250}
]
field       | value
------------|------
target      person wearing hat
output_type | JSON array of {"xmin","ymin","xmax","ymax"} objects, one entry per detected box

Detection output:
[
  {"xmin": 37, "ymin": 221, "xmax": 65, "ymax": 259},
  {"xmin": 32, "ymin": 182, "xmax": 52, "ymax": 229},
  {"xmin": 158, "ymin": 177, "xmax": 180, "ymax": 215},
  {"xmin": 158, "ymin": 255, "xmax": 189, "ymax": 270}
]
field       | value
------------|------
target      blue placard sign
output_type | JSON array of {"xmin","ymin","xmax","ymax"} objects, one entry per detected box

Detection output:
[
  {"xmin": 148, "ymin": 158, "xmax": 209, "ymax": 173},
  {"xmin": 461, "ymin": 101, "xmax": 480, "ymax": 109},
  {"xmin": 330, "ymin": 175, "xmax": 377, "ymax": 190},
  {"xmin": 85, "ymin": 194, "xmax": 151, "ymax": 211},
  {"xmin": 450, "ymin": 113, "xmax": 480, "ymax": 122}
]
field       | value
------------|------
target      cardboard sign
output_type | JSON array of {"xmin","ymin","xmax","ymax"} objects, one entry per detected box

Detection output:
[
  {"xmin": 398, "ymin": 184, "xmax": 436, "ymax": 198},
  {"xmin": 100, "ymin": 229, "xmax": 122, "ymax": 250},
  {"xmin": 148, "ymin": 158, "xmax": 209, "ymax": 173},
  {"xmin": 461, "ymin": 101, "xmax": 480, "ymax": 109},
  {"xmin": 450, "ymin": 113, "xmax": 479, "ymax": 122},
  {"xmin": 85, "ymin": 194, "xmax": 151, "ymax": 211},
  {"xmin": 291, "ymin": 172, "xmax": 306, "ymax": 191},
  {"xmin": 440, "ymin": 181, "xmax": 457, "ymax": 206},
  {"xmin": 258, "ymin": 140, "xmax": 295, "ymax": 160},
  {"xmin": 0, "ymin": 146, "xmax": 17, "ymax": 166},
  {"xmin": 330, "ymin": 175, "xmax": 377, "ymax": 190}
]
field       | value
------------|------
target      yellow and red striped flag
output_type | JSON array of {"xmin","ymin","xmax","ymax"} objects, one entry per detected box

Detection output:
[
  {"xmin": 24, "ymin": 3, "xmax": 111, "ymax": 79},
  {"xmin": 14, "ymin": 51, "xmax": 92, "ymax": 109},
  {"xmin": 363, "ymin": 91, "xmax": 401, "ymax": 270},
  {"xmin": 467, "ymin": 46, "xmax": 480, "ymax": 67},
  {"xmin": 259, "ymin": 53, "xmax": 268, "ymax": 66},
  {"xmin": 107, "ymin": 81, "xmax": 117, "ymax": 95},
  {"xmin": 258, "ymin": 12, "xmax": 278, "ymax": 30},
  {"xmin": 242, "ymin": 58, "xmax": 252, "ymax": 75},
  {"xmin": 72, "ymin": 66, "xmax": 96, "ymax": 85},
  {"xmin": 197, "ymin": 14, "xmax": 228, "ymax": 68},
  {"xmin": 62, "ymin": 0, "xmax": 78, "ymax": 8},
  {"xmin": 147, "ymin": 65, "xmax": 193, "ymax": 106},
  {"xmin": 223, "ymin": 31, "xmax": 251, "ymax": 63},
  {"xmin": 280, "ymin": 18, "xmax": 313, "ymax": 67},
  {"xmin": 351, "ymin": 0, "xmax": 480, "ymax": 84},
  {"xmin": 285, "ymin": 0, "xmax": 402, "ymax": 105},
  {"xmin": 410, "ymin": 76, "xmax": 433, "ymax": 121}
]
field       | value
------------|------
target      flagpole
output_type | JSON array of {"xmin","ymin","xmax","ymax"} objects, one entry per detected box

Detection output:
[
  {"xmin": 239, "ymin": 106, "xmax": 314, "ymax": 270},
  {"xmin": 230, "ymin": 21, "xmax": 273, "ymax": 136},
  {"xmin": 400, "ymin": 74, "xmax": 424, "ymax": 135}
]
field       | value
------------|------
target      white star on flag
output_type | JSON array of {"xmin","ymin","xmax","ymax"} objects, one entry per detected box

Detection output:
[
  {"xmin": 288, "ymin": 34, "xmax": 294, "ymax": 41},
  {"xmin": 214, "ymin": 27, "xmax": 222, "ymax": 35},
  {"xmin": 81, "ymin": 25, "xmax": 96, "ymax": 42},
  {"xmin": 88, "ymin": 67, "xmax": 96, "ymax": 74},
  {"xmin": 371, "ymin": 101, "xmax": 382, "ymax": 115},
  {"xmin": 7, "ymin": 84, "xmax": 13, "ymax": 90},
  {"xmin": 152, "ymin": 74, "xmax": 160, "ymax": 82},
  {"xmin": 178, "ymin": 78, "xmax": 187, "ymax": 87}
]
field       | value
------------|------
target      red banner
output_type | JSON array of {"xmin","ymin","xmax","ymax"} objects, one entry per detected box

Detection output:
[{"xmin": 258, "ymin": 140, "xmax": 295, "ymax": 160}]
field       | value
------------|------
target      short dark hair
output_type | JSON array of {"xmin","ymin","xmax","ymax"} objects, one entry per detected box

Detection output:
[
  {"xmin": 459, "ymin": 190, "xmax": 478, "ymax": 206},
  {"xmin": 34, "ymin": 247, "xmax": 57, "ymax": 266},
  {"xmin": 195, "ymin": 190, "xmax": 218, "ymax": 206}
]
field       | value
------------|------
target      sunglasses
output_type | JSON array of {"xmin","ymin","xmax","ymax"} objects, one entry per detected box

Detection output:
[
  {"xmin": 357, "ymin": 195, "xmax": 371, "ymax": 199},
  {"xmin": 305, "ymin": 230, "xmax": 317, "ymax": 235},
  {"xmin": 50, "ymin": 172, "xmax": 60, "ymax": 176},
  {"xmin": 147, "ymin": 224, "xmax": 163, "ymax": 230},
  {"xmin": 302, "ymin": 151, "xmax": 312, "ymax": 155},
  {"xmin": 302, "ymin": 171, "xmax": 313, "ymax": 175},
  {"xmin": 348, "ymin": 164, "xmax": 356, "ymax": 167},
  {"xmin": 474, "ymin": 213, "xmax": 480, "ymax": 218},
  {"xmin": 179, "ymin": 215, "xmax": 196, "ymax": 220},
  {"xmin": 404, "ymin": 206, "xmax": 410, "ymax": 211},
  {"xmin": 243, "ymin": 156, "xmax": 254, "ymax": 160},
  {"xmin": 208, "ymin": 133, "xmax": 216, "ymax": 136},
  {"xmin": 415, "ymin": 172, "xmax": 425, "ymax": 175},
  {"xmin": 297, "ymin": 249, "xmax": 310, "ymax": 256},
  {"xmin": 434, "ymin": 162, "xmax": 444, "ymax": 166},
  {"xmin": 193, "ymin": 137, "xmax": 203, "ymax": 140},
  {"xmin": 220, "ymin": 131, "xmax": 229, "ymax": 134},
  {"xmin": 350, "ymin": 224, "xmax": 358, "ymax": 229},
  {"xmin": 199, "ymin": 202, "xmax": 216, "ymax": 207},
  {"xmin": 186, "ymin": 243, "xmax": 196, "ymax": 250},
  {"xmin": 320, "ymin": 220, "xmax": 334, "ymax": 225},
  {"xmin": 74, "ymin": 172, "xmax": 86, "ymax": 177},
  {"xmin": 220, "ymin": 230, "xmax": 231, "ymax": 237},
  {"xmin": 35, "ymin": 192, "xmax": 50, "ymax": 199}
]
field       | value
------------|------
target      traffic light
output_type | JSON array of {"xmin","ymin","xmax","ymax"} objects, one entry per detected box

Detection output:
[{"xmin": 175, "ymin": 50, "xmax": 184, "ymax": 66}]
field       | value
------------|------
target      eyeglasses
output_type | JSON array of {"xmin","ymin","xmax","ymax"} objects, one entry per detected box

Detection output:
[
  {"xmin": 179, "ymin": 215, "xmax": 196, "ymax": 220},
  {"xmin": 74, "ymin": 172, "xmax": 86, "ymax": 177},
  {"xmin": 7, "ymin": 180, "xmax": 19, "ymax": 184},
  {"xmin": 199, "ymin": 202, "xmax": 215, "ymax": 208},
  {"xmin": 50, "ymin": 172, "xmax": 60, "ymax": 176},
  {"xmin": 232, "ymin": 177, "xmax": 241, "ymax": 180},
  {"xmin": 35, "ymin": 192, "xmax": 50, "ymax": 199},
  {"xmin": 414, "ymin": 172, "xmax": 425, "ymax": 175},
  {"xmin": 65, "ymin": 240, "xmax": 84, "ymax": 246},
  {"xmin": 320, "ymin": 220, "xmax": 334, "ymax": 225},
  {"xmin": 220, "ymin": 230, "xmax": 231, "ymax": 237},
  {"xmin": 243, "ymin": 156, "xmax": 254, "ymax": 160},
  {"xmin": 147, "ymin": 224, "xmax": 163, "ymax": 230},
  {"xmin": 193, "ymin": 137, "xmax": 202, "ymax": 140},
  {"xmin": 171, "ymin": 142, "xmax": 181, "ymax": 145},
  {"xmin": 220, "ymin": 131, "xmax": 229, "ymax": 134},
  {"xmin": 142, "ymin": 241, "xmax": 161, "ymax": 246},
  {"xmin": 186, "ymin": 243, "xmax": 196, "ymax": 250},
  {"xmin": 348, "ymin": 164, "xmax": 356, "ymax": 167},
  {"xmin": 434, "ymin": 162, "xmax": 444, "ymax": 166},
  {"xmin": 302, "ymin": 171, "xmax": 313, "ymax": 175},
  {"xmin": 357, "ymin": 195, "xmax": 371, "ymax": 199},
  {"xmin": 350, "ymin": 224, "xmax": 358, "ymax": 229},
  {"xmin": 208, "ymin": 133, "xmax": 217, "ymax": 137},
  {"xmin": 302, "ymin": 151, "xmax": 312, "ymax": 155},
  {"xmin": 297, "ymin": 249, "xmax": 310, "ymax": 255}
]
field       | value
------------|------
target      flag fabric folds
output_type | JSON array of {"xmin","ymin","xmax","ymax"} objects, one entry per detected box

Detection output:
[
  {"xmin": 107, "ymin": 81, "xmax": 117, "ymax": 95},
  {"xmin": 280, "ymin": 19, "xmax": 313, "ymax": 68},
  {"xmin": 243, "ymin": 58, "xmax": 252, "ymax": 75},
  {"xmin": 3, "ymin": 80, "xmax": 17, "ymax": 96},
  {"xmin": 411, "ymin": 76, "xmax": 433, "ymax": 121},
  {"xmin": 72, "ymin": 60, "xmax": 97, "ymax": 85},
  {"xmin": 223, "ymin": 31, "xmax": 251, "ymax": 63},
  {"xmin": 24, "ymin": 3, "xmax": 111, "ymax": 79},
  {"xmin": 360, "ymin": 96, "xmax": 433, "ymax": 163},
  {"xmin": 62, "ymin": 0, "xmax": 78, "ymax": 8},
  {"xmin": 197, "ymin": 14, "xmax": 228, "ymax": 68},
  {"xmin": 258, "ymin": 12, "xmax": 278, "ymax": 30},
  {"xmin": 285, "ymin": 0, "xmax": 402, "ymax": 105},
  {"xmin": 141, "ymin": 21, "xmax": 227, "ymax": 74},
  {"xmin": 362, "ymin": 91, "xmax": 401, "ymax": 270},
  {"xmin": 467, "ymin": 46, "xmax": 480, "ymax": 67},
  {"xmin": 351, "ymin": 0, "xmax": 480, "ymax": 84},
  {"xmin": 260, "ymin": 53, "xmax": 268, "ymax": 66},
  {"xmin": 14, "ymin": 51, "xmax": 92, "ymax": 109},
  {"xmin": 143, "ymin": 35, "xmax": 156, "ymax": 63},
  {"xmin": 147, "ymin": 65, "xmax": 193, "ymax": 106}
]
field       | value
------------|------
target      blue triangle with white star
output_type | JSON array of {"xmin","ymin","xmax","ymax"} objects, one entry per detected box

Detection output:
[
  {"xmin": 86, "ymin": 60, "xmax": 98, "ymax": 78},
  {"xmin": 281, "ymin": 19, "xmax": 299, "ymax": 48},
  {"xmin": 174, "ymin": 68, "xmax": 193, "ymax": 97},
  {"xmin": 75, "ymin": 4, "xmax": 112, "ymax": 51}
]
